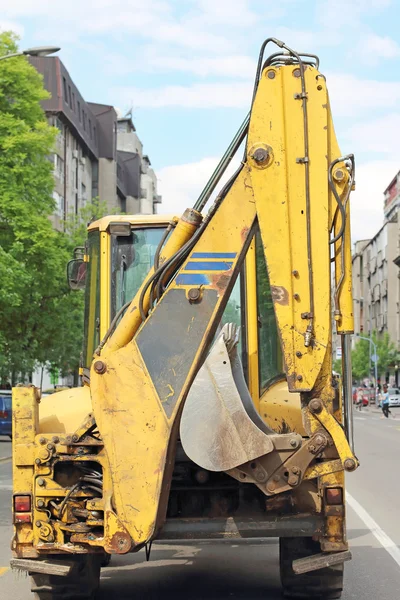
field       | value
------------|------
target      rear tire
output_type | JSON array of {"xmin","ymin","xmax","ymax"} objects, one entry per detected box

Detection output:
[
  {"xmin": 30, "ymin": 554, "xmax": 101, "ymax": 600},
  {"xmin": 280, "ymin": 537, "xmax": 344, "ymax": 599}
]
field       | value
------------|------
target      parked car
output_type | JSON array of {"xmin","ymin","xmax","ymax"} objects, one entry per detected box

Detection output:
[
  {"xmin": 353, "ymin": 387, "xmax": 373, "ymax": 407},
  {"xmin": 388, "ymin": 388, "xmax": 400, "ymax": 408},
  {"xmin": 0, "ymin": 390, "xmax": 12, "ymax": 438}
]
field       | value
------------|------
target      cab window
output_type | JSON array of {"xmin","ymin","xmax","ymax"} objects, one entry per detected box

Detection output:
[
  {"xmin": 111, "ymin": 227, "xmax": 167, "ymax": 319},
  {"xmin": 255, "ymin": 229, "xmax": 283, "ymax": 393},
  {"xmin": 83, "ymin": 231, "xmax": 100, "ymax": 368}
]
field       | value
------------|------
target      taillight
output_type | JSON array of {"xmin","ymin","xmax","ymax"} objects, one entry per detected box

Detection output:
[
  {"xmin": 326, "ymin": 487, "xmax": 343, "ymax": 505},
  {"xmin": 0, "ymin": 410, "xmax": 7, "ymax": 418},
  {"xmin": 14, "ymin": 495, "xmax": 32, "ymax": 523}
]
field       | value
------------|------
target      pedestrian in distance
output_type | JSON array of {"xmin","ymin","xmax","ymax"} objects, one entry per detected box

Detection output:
[
  {"xmin": 356, "ymin": 387, "xmax": 363, "ymax": 411},
  {"xmin": 381, "ymin": 384, "xmax": 395, "ymax": 419}
]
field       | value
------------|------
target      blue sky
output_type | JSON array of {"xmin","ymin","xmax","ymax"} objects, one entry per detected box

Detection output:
[{"xmin": 1, "ymin": 0, "xmax": 400, "ymax": 241}]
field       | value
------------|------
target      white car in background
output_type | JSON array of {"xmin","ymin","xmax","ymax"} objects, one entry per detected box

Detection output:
[{"xmin": 388, "ymin": 388, "xmax": 400, "ymax": 408}]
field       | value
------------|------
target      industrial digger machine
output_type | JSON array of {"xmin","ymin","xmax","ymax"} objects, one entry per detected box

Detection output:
[{"xmin": 11, "ymin": 39, "xmax": 358, "ymax": 599}]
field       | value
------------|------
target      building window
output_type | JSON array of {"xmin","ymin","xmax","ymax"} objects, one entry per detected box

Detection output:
[
  {"xmin": 53, "ymin": 191, "xmax": 65, "ymax": 217},
  {"xmin": 72, "ymin": 92, "xmax": 75, "ymax": 111},
  {"xmin": 77, "ymin": 101, "xmax": 81, "ymax": 121},
  {"xmin": 68, "ymin": 85, "xmax": 72, "ymax": 107},
  {"xmin": 89, "ymin": 119, "xmax": 92, "ymax": 139},
  {"xmin": 83, "ymin": 112, "xmax": 86, "ymax": 131},
  {"xmin": 54, "ymin": 154, "xmax": 64, "ymax": 181},
  {"xmin": 81, "ymin": 183, "xmax": 87, "ymax": 203},
  {"xmin": 93, "ymin": 126, "xmax": 96, "ymax": 142},
  {"xmin": 63, "ymin": 77, "xmax": 68, "ymax": 103}
]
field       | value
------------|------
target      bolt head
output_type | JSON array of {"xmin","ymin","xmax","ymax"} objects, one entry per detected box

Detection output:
[
  {"xmin": 39, "ymin": 437, "xmax": 46, "ymax": 445},
  {"xmin": 296, "ymin": 351, "xmax": 302, "ymax": 358},
  {"xmin": 334, "ymin": 169, "xmax": 345, "ymax": 182},
  {"xmin": 252, "ymin": 147, "xmax": 269, "ymax": 163},
  {"xmin": 297, "ymin": 375, "xmax": 303, "ymax": 382},
  {"xmin": 293, "ymin": 68, "xmax": 301, "ymax": 78},
  {"xmin": 94, "ymin": 360, "xmax": 107, "ymax": 374},
  {"xmin": 344, "ymin": 458, "xmax": 357, "ymax": 472},
  {"xmin": 267, "ymin": 70, "xmax": 276, "ymax": 79},
  {"xmin": 290, "ymin": 438, "xmax": 298, "ymax": 447},
  {"xmin": 309, "ymin": 399, "xmax": 322, "ymax": 413},
  {"xmin": 35, "ymin": 521, "xmax": 42, "ymax": 527},
  {"xmin": 37, "ymin": 478, "xmax": 45, "ymax": 487},
  {"xmin": 72, "ymin": 434, "xmax": 79, "ymax": 443},
  {"xmin": 37, "ymin": 500, "xmax": 45, "ymax": 508},
  {"xmin": 52, "ymin": 436, "xmax": 59, "ymax": 444}
]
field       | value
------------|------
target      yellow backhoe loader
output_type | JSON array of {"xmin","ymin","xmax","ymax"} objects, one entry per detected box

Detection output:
[{"xmin": 11, "ymin": 39, "xmax": 358, "ymax": 599}]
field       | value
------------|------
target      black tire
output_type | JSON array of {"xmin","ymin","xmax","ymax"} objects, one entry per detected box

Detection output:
[
  {"xmin": 30, "ymin": 554, "xmax": 101, "ymax": 600},
  {"xmin": 100, "ymin": 552, "xmax": 111, "ymax": 568},
  {"xmin": 280, "ymin": 537, "xmax": 344, "ymax": 599}
]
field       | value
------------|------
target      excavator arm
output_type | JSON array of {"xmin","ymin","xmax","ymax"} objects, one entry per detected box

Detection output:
[{"xmin": 88, "ymin": 41, "xmax": 357, "ymax": 551}]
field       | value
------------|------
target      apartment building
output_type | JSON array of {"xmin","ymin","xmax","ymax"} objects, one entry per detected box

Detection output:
[
  {"xmin": 29, "ymin": 56, "xmax": 161, "ymax": 230},
  {"xmin": 28, "ymin": 57, "xmax": 162, "ymax": 389}
]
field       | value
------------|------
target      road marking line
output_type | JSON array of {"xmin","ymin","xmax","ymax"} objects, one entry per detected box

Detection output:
[
  {"xmin": 354, "ymin": 417, "xmax": 366, "ymax": 421},
  {"xmin": 347, "ymin": 492, "xmax": 400, "ymax": 568},
  {"xmin": 0, "ymin": 567, "xmax": 8, "ymax": 576},
  {"xmin": 0, "ymin": 456, "xmax": 11, "ymax": 463}
]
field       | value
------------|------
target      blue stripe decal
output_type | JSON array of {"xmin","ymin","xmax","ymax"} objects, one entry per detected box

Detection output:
[
  {"xmin": 185, "ymin": 261, "xmax": 233, "ymax": 271},
  {"xmin": 191, "ymin": 252, "xmax": 237, "ymax": 259},
  {"xmin": 176, "ymin": 273, "xmax": 210, "ymax": 286}
]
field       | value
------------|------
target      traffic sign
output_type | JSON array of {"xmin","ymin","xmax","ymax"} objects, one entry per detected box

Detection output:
[
  {"xmin": 336, "ymin": 347, "xmax": 342, "ymax": 359},
  {"xmin": 371, "ymin": 354, "xmax": 379, "ymax": 363}
]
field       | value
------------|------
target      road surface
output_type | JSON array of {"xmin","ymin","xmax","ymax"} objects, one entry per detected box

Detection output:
[{"xmin": 0, "ymin": 409, "xmax": 399, "ymax": 599}]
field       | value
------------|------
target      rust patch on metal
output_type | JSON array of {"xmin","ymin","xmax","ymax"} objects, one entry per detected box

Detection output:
[
  {"xmin": 271, "ymin": 285, "xmax": 289, "ymax": 305},
  {"xmin": 210, "ymin": 269, "xmax": 233, "ymax": 293},
  {"xmin": 241, "ymin": 225, "xmax": 250, "ymax": 242},
  {"xmin": 108, "ymin": 528, "xmax": 132, "ymax": 554}
]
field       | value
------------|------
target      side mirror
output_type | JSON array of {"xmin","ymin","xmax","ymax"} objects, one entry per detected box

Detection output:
[{"xmin": 67, "ymin": 247, "xmax": 87, "ymax": 290}]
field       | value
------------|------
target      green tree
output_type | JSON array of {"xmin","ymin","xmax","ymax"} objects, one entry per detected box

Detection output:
[
  {"xmin": 351, "ymin": 338, "xmax": 370, "ymax": 381},
  {"xmin": 373, "ymin": 331, "xmax": 397, "ymax": 375},
  {"xmin": 0, "ymin": 32, "xmax": 109, "ymax": 384}
]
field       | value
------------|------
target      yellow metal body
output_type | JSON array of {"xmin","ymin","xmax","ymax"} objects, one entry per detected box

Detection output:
[{"xmin": 11, "ymin": 58, "xmax": 356, "ymax": 562}]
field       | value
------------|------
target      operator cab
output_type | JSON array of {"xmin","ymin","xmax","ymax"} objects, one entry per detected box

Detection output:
[{"xmin": 68, "ymin": 213, "xmax": 303, "ymax": 434}]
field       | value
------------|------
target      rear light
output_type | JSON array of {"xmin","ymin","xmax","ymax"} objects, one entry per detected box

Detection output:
[
  {"xmin": 14, "ymin": 495, "xmax": 31, "ymax": 512},
  {"xmin": 15, "ymin": 512, "xmax": 32, "ymax": 524},
  {"xmin": 326, "ymin": 487, "xmax": 343, "ymax": 505},
  {"xmin": 0, "ymin": 410, "xmax": 7, "ymax": 418}
]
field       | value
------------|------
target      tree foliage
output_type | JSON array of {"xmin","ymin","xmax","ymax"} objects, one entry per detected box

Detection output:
[
  {"xmin": 351, "ymin": 338, "xmax": 370, "ymax": 380},
  {"xmin": 0, "ymin": 32, "xmax": 112, "ymax": 384},
  {"xmin": 351, "ymin": 331, "xmax": 397, "ymax": 382}
]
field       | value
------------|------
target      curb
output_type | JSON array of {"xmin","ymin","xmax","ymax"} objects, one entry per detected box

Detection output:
[{"xmin": 0, "ymin": 456, "xmax": 11, "ymax": 463}]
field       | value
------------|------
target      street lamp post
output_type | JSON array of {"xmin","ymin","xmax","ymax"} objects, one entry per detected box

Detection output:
[
  {"xmin": 355, "ymin": 333, "xmax": 378, "ymax": 389},
  {"xmin": 0, "ymin": 46, "xmax": 60, "ymax": 62}
]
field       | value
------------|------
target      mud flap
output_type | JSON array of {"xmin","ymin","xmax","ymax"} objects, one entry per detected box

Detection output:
[{"xmin": 180, "ymin": 324, "xmax": 275, "ymax": 471}]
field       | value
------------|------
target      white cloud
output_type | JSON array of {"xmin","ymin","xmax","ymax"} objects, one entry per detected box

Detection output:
[
  {"xmin": 0, "ymin": 19, "xmax": 24, "ymax": 36},
  {"xmin": 111, "ymin": 81, "xmax": 252, "ymax": 109},
  {"xmin": 158, "ymin": 155, "xmax": 241, "ymax": 215},
  {"xmin": 355, "ymin": 33, "xmax": 400, "ymax": 65},
  {"xmin": 344, "ymin": 113, "xmax": 400, "ymax": 156},
  {"xmin": 106, "ymin": 52, "xmax": 256, "ymax": 78},
  {"xmin": 316, "ymin": 0, "xmax": 392, "ymax": 29},
  {"xmin": 274, "ymin": 26, "xmax": 340, "ymax": 49},
  {"xmin": 327, "ymin": 73, "xmax": 400, "ymax": 117},
  {"xmin": 350, "ymin": 159, "xmax": 398, "ymax": 242}
]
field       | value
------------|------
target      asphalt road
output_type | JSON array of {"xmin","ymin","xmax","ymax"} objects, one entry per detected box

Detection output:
[{"xmin": 0, "ymin": 410, "xmax": 399, "ymax": 599}]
